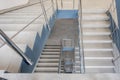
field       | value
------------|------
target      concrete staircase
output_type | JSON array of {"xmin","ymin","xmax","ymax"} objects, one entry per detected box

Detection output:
[
  {"xmin": 75, "ymin": 9, "xmax": 115, "ymax": 73},
  {"xmin": 34, "ymin": 45, "xmax": 61, "ymax": 73}
]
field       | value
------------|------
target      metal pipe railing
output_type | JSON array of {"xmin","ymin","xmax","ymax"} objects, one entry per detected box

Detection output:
[
  {"xmin": 78, "ymin": 0, "xmax": 85, "ymax": 73},
  {"xmin": 0, "ymin": 29, "xmax": 33, "ymax": 65},
  {"xmin": 51, "ymin": 0, "xmax": 55, "ymax": 13},
  {"xmin": 55, "ymin": 0, "xmax": 58, "ymax": 11},
  {"xmin": 113, "ymin": 55, "xmax": 120, "ymax": 62},
  {"xmin": 108, "ymin": 0, "xmax": 120, "ymax": 64},
  {"xmin": 61, "ymin": 0, "xmax": 63, "ymax": 9},
  {"xmin": 58, "ymin": 40, "xmax": 62, "ymax": 73}
]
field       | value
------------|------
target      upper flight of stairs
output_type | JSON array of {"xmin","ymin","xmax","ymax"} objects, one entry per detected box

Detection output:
[
  {"xmin": 34, "ymin": 45, "xmax": 61, "ymax": 73},
  {"xmin": 75, "ymin": 9, "xmax": 115, "ymax": 73}
]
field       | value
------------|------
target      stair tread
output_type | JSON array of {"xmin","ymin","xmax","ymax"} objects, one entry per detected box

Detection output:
[
  {"xmin": 40, "ymin": 55, "xmax": 59, "ymax": 57},
  {"xmin": 85, "ymin": 59, "xmax": 114, "ymax": 66},
  {"xmin": 85, "ymin": 68, "xmax": 115, "ymax": 73},
  {"xmin": 42, "ymin": 52, "xmax": 60, "ymax": 55},
  {"xmin": 83, "ymin": 28, "xmax": 110, "ymax": 33},
  {"xmin": 75, "ymin": 51, "xmax": 113, "ymax": 59},
  {"xmin": 38, "ymin": 59, "xmax": 59, "ymax": 63},
  {"xmin": 75, "ymin": 48, "xmax": 113, "ymax": 51},
  {"xmin": 43, "ymin": 49, "xmax": 60, "ymax": 52},
  {"xmin": 83, "ymin": 13, "xmax": 109, "ymax": 20},
  {"xmin": 35, "ymin": 67, "xmax": 58, "ymax": 72},
  {"xmin": 37, "ymin": 63, "xmax": 59, "ymax": 67},
  {"xmin": 83, "ymin": 43, "xmax": 112, "ymax": 49},
  {"xmin": 83, "ymin": 35, "xmax": 111, "ymax": 40},
  {"xmin": 82, "ymin": 9, "xmax": 107, "ymax": 14},
  {"xmin": 82, "ymin": 21, "xmax": 110, "ymax": 27},
  {"xmin": 74, "ymin": 68, "xmax": 115, "ymax": 73}
]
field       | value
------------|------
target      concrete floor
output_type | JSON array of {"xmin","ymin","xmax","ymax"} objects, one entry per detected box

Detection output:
[{"xmin": 47, "ymin": 19, "xmax": 79, "ymax": 46}]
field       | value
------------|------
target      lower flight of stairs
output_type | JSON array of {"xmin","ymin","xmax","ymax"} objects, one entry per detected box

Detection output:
[
  {"xmin": 74, "ymin": 9, "xmax": 115, "ymax": 73},
  {"xmin": 34, "ymin": 45, "xmax": 61, "ymax": 73}
]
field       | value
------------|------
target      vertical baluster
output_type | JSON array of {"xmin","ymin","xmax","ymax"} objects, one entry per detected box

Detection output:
[{"xmin": 39, "ymin": 0, "xmax": 51, "ymax": 31}]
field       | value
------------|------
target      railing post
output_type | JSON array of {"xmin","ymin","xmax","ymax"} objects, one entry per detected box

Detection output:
[
  {"xmin": 39, "ymin": 0, "xmax": 51, "ymax": 31},
  {"xmin": 55, "ymin": 0, "xmax": 58, "ymax": 11},
  {"xmin": 51, "ymin": 0, "xmax": 55, "ymax": 13},
  {"xmin": 51, "ymin": 0, "xmax": 56, "ymax": 19},
  {"xmin": 0, "ymin": 29, "xmax": 33, "ymax": 65},
  {"xmin": 61, "ymin": 0, "xmax": 63, "ymax": 9},
  {"xmin": 78, "ymin": 0, "xmax": 85, "ymax": 74},
  {"xmin": 73, "ymin": 0, "xmax": 75, "ymax": 9}
]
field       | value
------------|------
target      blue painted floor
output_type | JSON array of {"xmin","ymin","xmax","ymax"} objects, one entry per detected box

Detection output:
[{"xmin": 57, "ymin": 10, "xmax": 78, "ymax": 19}]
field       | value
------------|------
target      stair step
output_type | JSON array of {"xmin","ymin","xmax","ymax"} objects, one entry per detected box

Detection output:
[
  {"xmin": 74, "ymin": 67, "xmax": 115, "ymax": 73},
  {"xmin": 43, "ymin": 49, "xmax": 60, "ymax": 52},
  {"xmin": 83, "ymin": 40, "xmax": 112, "ymax": 43},
  {"xmin": 83, "ymin": 28, "xmax": 111, "ymax": 35},
  {"xmin": 82, "ymin": 21, "xmax": 110, "ymax": 28},
  {"xmin": 85, "ymin": 59, "xmax": 114, "ymax": 67},
  {"xmin": 84, "ymin": 43, "xmax": 112, "ymax": 49},
  {"xmin": 36, "ymin": 63, "xmax": 58, "ymax": 67},
  {"xmin": 83, "ymin": 13, "xmax": 109, "ymax": 21},
  {"xmin": 40, "ymin": 55, "xmax": 59, "ymax": 58},
  {"xmin": 44, "ymin": 45, "xmax": 61, "ymax": 49},
  {"xmin": 38, "ymin": 59, "xmax": 59, "ymax": 63},
  {"xmin": 35, "ymin": 67, "xmax": 58, "ymax": 72},
  {"xmin": 42, "ymin": 52, "xmax": 60, "ymax": 55},
  {"xmin": 75, "ymin": 51, "xmax": 113, "ymax": 59},
  {"xmin": 83, "ymin": 35, "xmax": 111, "ymax": 40},
  {"xmin": 82, "ymin": 9, "xmax": 107, "ymax": 14},
  {"xmin": 85, "ymin": 68, "xmax": 115, "ymax": 73},
  {"xmin": 75, "ymin": 59, "xmax": 114, "ymax": 66},
  {"xmin": 75, "ymin": 48, "xmax": 113, "ymax": 51}
]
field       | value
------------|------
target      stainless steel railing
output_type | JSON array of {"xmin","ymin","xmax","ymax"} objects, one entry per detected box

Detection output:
[
  {"xmin": 58, "ymin": 41, "xmax": 62, "ymax": 73},
  {"xmin": 78, "ymin": 0, "xmax": 85, "ymax": 73},
  {"xmin": 0, "ymin": 29, "xmax": 33, "ymax": 65},
  {"xmin": 107, "ymin": 0, "xmax": 120, "ymax": 64}
]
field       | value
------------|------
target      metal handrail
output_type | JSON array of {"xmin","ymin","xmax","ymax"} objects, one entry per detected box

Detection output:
[
  {"xmin": 55, "ymin": 0, "xmax": 58, "ymax": 11},
  {"xmin": 0, "ymin": 29, "xmax": 33, "ymax": 65},
  {"xmin": 108, "ymin": 0, "xmax": 120, "ymax": 63},
  {"xmin": 78, "ymin": 0, "xmax": 85, "ymax": 73},
  {"xmin": 113, "ymin": 55, "xmax": 120, "ymax": 62},
  {"xmin": 51, "ymin": 0, "xmax": 55, "ymax": 13},
  {"xmin": 108, "ymin": 0, "xmax": 119, "ymax": 34},
  {"xmin": 73, "ymin": 0, "xmax": 75, "ymax": 9},
  {"xmin": 58, "ymin": 40, "xmax": 62, "ymax": 73},
  {"xmin": 61, "ymin": 0, "xmax": 63, "ymax": 9},
  {"xmin": 39, "ymin": 0, "xmax": 51, "ymax": 31}
]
